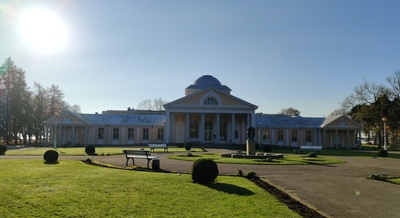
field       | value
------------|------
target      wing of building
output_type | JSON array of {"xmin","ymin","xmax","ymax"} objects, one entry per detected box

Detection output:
[{"xmin": 44, "ymin": 75, "xmax": 362, "ymax": 148}]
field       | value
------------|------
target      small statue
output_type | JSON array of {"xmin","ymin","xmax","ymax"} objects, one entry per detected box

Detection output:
[{"xmin": 246, "ymin": 126, "xmax": 255, "ymax": 141}]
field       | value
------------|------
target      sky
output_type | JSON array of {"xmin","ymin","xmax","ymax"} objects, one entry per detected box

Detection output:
[{"xmin": 1, "ymin": 0, "xmax": 400, "ymax": 117}]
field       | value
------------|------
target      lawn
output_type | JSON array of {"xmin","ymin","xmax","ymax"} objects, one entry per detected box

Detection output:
[
  {"xmin": 272, "ymin": 148, "xmax": 400, "ymax": 159},
  {"xmin": 169, "ymin": 153, "xmax": 345, "ymax": 165},
  {"xmin": 5, "ymin": 147, "xmax": 202, "ymax": 156},
  {"xmin": 0, "ymin": 160, "xmax": 300, "ymax": 217}
]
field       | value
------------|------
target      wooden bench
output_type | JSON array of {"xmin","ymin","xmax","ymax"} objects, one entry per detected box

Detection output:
[
  {"xmin": 148, "ymin": 144, "xmax": 168, "ymax": 152},
  {"xmin": 123, "ymin": 150, "xmax": 158, "ymax": 168},
  {"xmin": 299, "ymin": 145, "xmax": 322, "ymax": 153}
]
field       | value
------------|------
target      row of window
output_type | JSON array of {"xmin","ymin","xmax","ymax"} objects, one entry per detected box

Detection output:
[
  {"xmin": 98, "ymin": 128, "xmax": 164, "ymax": 141},
  {"xmin": 262, "ymin": 130, "xmax": 312, "ymax": 142},
  {"xmin": 190, "ymin": 120, "xmax": 237, "ymax": 141}
]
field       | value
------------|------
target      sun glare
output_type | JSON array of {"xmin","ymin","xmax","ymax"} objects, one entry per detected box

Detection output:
[{"xmin": 18, "ymin": 7, "xmax": 68, "ymax": 54}]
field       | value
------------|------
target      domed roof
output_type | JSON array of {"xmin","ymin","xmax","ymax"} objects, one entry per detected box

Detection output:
[
  {"xmin": 193, "ymin": 75, "xmax": 222, "ymax": 87},
  {"xmin": 185, "ymin": 75, "xmax": 231, "ymax": 95}
]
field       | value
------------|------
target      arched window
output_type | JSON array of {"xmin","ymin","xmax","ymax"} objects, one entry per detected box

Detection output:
[
  {"xmin": 204, "ymin": 121, "xmax": 213, "ymax": 141},
  {"xmin": 190, "ymin": 121, "xmax": 199, "ymax": 139},
  {"xmin": 204, "ymin": 97, "xmax": 218, "ymax": 105},
  {"xmin": 220, "ymin": 121, "xmax": 227, "ymax": 140}
]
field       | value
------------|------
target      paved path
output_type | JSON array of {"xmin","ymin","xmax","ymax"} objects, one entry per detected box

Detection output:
[{"xmin": 3, "ymin": 149, "xmax": 400, "ymax": 217}]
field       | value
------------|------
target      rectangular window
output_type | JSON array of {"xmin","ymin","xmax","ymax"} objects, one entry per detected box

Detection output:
[
  {"xmin": 292, "ymin": 130, "xmax": 297, "ymax": 142},
  {"xmin": 277, "ymin": 130, "xmax": 284, "ymax": 141},
  {"xmin": 263, "ymin": 130, "xmax": 269, "ymax": 141},
  {"xmin": 306, "ymin": 130, "xmax": 312, "ymax": 142},
  {"xmin": 157, "ymin": 129, "xmax": 164, "ymax": 140},
  {"xmin": 128, "ymin": 128, "xmax": 134, "ymax": 140},
  {"xmin": 235, "ymin": 130, "xmax": 238, "ymax": 139},
  {"xmin": 113, "ymin": 128, "xmax": 119, "ymax": 140},
  {"xmin": 98, "ymin": 128, "xmax": 104, "ymax": 139},
  {"xmin": 143, "ymin": 128, "xmax": 149, "ymax": 140}
]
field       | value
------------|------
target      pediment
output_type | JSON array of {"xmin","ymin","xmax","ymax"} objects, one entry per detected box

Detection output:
[
  {"xmin": 46, "ymin": 110, "xmax": 90, "ymax": 125},
  {"xmin": 164, "ymin": 88, "xmax": 258, "ymax": 110},
  {"xmin": 321, "ymin": 115, "xmax": 362, "ymax": 130}
]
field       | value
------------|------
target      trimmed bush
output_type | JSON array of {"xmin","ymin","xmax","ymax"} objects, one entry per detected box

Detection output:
[
  {"xmin": 85, "ymin": 145, "xmax": 96, "ymax": 155},
  {"xmin": 307, "ymin": 152, "xmax": 318, "ymax": 158},
  {"xmin": 192, "ymin": 158, "xmax": 219, "ymax": 185},
  {"xmin": 184, "ymin": 143, "xmax": 192, "ymax": 151},
  {"xmin": 0, "ymin": 145, "xmax": 7, "ymax": 155},
  {"xmin": 377, "ymin": 149, "xmax": 388, "ymax": 157},
  {"xmin": 43, "ymin": 150, "xmax": 59, "ymax": 163},
  {"xmin": 244, "ymin": 170, "xmax": 257, "ymax": 179}
]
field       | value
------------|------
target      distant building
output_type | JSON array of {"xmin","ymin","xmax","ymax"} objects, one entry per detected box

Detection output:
[{"xmin": 44, "ymin": 75, "xmax": 362, "ymax": 148}]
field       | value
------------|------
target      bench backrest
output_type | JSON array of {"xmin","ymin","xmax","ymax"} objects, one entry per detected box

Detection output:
[
  {"xmin": 123, "ymin": 150, "xmax": 151, "ymax": 157},
  {"xmin": 148, "ymin": 144, "xmax": 167, "ymax": 148}
]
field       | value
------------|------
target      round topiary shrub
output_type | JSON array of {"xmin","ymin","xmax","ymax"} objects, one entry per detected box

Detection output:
[
  {"xmin": 184, "ymin": 143, "xmax": 192, "ymax": 151},
  {"xmin": 43, "ymin": 150, "xmax": 59, "ymax": 163},
  {"xmin": 377, "ymin": 149, "xmax": 388, "ymax": 157},
  {"xmin": 85, "ymin": 145, "xmax": 96, "ymax": 155},
  {"xmin": 307, "ymin": 152, "xmax": 318, "ymax": 158},
  {"xmin": 0, "ymin": 145, "xmax": 7, "ymax": 155},
  {"xmin": 192, "ymin": 158, "xmax": 219, "ymax": 185}
]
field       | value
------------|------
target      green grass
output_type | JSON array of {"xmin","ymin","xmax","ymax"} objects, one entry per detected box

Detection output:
[
  {"xmin": 5, "ymin": 147, "xmax": 202, "ymax": 156},
  {"xmin": 387, "ymin": 178, "xmax": 400, "ymax": 185},
  {"xmin": 0, "ymin": 160, "xmax": 300, "ymax": 217},
  {"xmin": 169, "ymin": 153, "xmax": 344, "ymax": 165},
  {"xmin": 271, "ymin": 148, "xmax": 400, "ymax": 159}
]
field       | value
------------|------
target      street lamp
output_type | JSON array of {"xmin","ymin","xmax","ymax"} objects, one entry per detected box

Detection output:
[
  {"xmin": 54, "ymin": 112, "xmax": 59, "ymax": 148},
  {"xmin": 382, "ymin": 117, "xmax": 387, "ymax": 151}
]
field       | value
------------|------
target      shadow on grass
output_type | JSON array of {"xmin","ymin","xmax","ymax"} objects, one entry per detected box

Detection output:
[
  {"xmin": 208, "ymin": 182, "xmax": 255, "ymax": 196},
  {"xmin": 44, "ymin": 161, "xmax": 59, "ymax": 165}
]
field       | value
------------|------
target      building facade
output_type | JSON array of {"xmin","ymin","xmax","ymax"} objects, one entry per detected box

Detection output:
[{"xmin": 44, "ymin": 75, "xmax": 362, "ymax": 148}]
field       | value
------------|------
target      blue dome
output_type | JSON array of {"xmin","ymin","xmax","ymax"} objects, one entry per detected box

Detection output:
[
  {"xmin": 193, "ymin": 75, "xmax": 222, "ymax": 88},
  {"xmin": 185, "ymin": 75, "xmax": 231, "ymax": 95}
]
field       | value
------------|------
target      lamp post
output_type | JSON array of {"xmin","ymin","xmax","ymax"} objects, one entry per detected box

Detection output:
[
  {"xmin": 53, "ymin": 112, "xmax": 59, "ymax": 148},
  {"xmin": 382, "ymin": 117, "xmax": 387, "ymax": 151}
]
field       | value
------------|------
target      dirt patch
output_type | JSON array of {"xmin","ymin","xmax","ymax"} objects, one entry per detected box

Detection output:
[{"xmin": 249, "ymin": 177, "xmax": 326, "ymax": 218}]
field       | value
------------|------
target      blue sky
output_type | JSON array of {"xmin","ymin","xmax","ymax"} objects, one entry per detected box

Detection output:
[{"xmin": 1, "ymin": 0, "xmax": 400, "ymax": 117}]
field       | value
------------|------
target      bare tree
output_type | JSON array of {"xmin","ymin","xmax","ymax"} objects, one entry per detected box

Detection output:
[
  {"xmin": 279, "ymin": 107, "xmax": 300, "ymax": 116},
  {"xmin": 137, "ymin": 98, "xmax": 168, "ymax": 110},
  {"xmin": 386, "ymin": 70, "xmax": 400, "ymax": 97}
]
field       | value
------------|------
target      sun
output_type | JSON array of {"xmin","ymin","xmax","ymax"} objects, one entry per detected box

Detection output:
[{"xmin": 18, "ymin": 7, "xmax": 68, "ymax": 54}]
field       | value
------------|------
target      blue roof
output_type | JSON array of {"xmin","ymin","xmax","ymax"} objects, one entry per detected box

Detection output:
[
  {"xmin": 80, "ymin": 113, "xmax": 166, "ymax": 126},
  {"xmin": 256, "ymin": 114, "xmax": 325, "ymax": 128}
]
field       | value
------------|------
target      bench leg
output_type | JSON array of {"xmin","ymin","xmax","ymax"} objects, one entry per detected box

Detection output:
[
  {"xmin": 126, "ymin": 158, "xmax": 135, "ymax": 166},
  {"xmin": 147, "ymin": 159, "xmax": 150, "ymax": 168}
]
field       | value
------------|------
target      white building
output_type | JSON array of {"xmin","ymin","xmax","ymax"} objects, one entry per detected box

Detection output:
[{"xmin": 45, "ymin": 75, "xmax": 362, "ymax": 148}]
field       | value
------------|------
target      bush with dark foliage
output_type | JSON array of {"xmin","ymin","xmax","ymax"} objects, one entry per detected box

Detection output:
[
  {"xmin": 0, "ymin": 145, "xmax": 7, "ymax": 155},
  {"xmin": 85, "ymin": 145, "xmax": 96, "ymax": 155},
  {"xmin": 44, "ymin": 150, "xmax": 59, "ymax": 163},
  {"xmin": 192, "ymin": 158, "xmax": 218, "ymax": 185},
  {"xmin": 184, "ymin": 143, "xmax": 192, "ymax": 151},
  {"xmin": 377, "ymin": 149, "xmax": 388, "ymax": 157},
  {"xmin": 307, "ymin": 152, "xmax": 318, "ymax": 157}
]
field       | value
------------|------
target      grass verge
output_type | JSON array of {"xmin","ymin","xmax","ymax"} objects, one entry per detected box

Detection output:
[
  {"xmin": 5, "ymin": 147, "xmax": 202, "ymax": 156},
  {"xmin": 169, "ymin": 153, "xmax": 344, "ymax": 165},
  {"xmin": 0, "ymin": 159, "xmax": 301, "ymax": 217}
]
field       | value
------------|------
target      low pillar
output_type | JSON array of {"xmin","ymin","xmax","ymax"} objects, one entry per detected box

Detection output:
[{"xmin": 246, "ymin": 140, "xmax": 256, "ymax": 155}]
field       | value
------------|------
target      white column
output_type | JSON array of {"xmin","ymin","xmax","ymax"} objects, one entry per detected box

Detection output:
[
  {"xmin": 121, "ymin": 127, "xmax": 125, "ymax": 145},
  {"xmin": 186, "ymin": 113, "xmax": 190, "ymax": 143},
  {"xmin": 72, "ymin": 126, "xmax": 75, "ymax": 145},
  {"xmin": 170, "ymin": 113, "xmax": 175, "ymax": 143},
  {"xmin": 231, "ymin": 114, "xmax": 235, "ymax": 143},
  {"xmin": 216, "ymin": 113, "xmax": 220, "ymax": 143},
  {"xmin": 165, "ymin": 111, "xmax": 170, "ymax": 143},
  {"xmin": 200, "ymin": 113, "xmax": 205, "ymax": 143},
  {"xmin": 286, "ymin": 129, "xmax": 289, "ymax": 146},
  {"xmin": 271, "ymin": 129, "xmax": 275, "ymax": 144}
]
